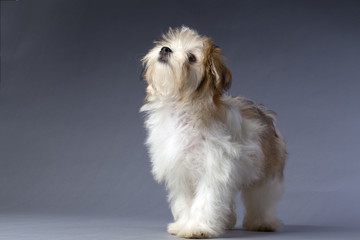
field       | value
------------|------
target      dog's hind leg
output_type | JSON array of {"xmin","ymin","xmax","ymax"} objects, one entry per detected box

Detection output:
[{"xmin": 241, "ymin": 176, "xmax": 284, "ymax": 232}]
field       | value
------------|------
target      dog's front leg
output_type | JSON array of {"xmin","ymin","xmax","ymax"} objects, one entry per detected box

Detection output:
[
  {"xmin": 167, "ymin": 178, "xmax": 194, "ymax": 236},
  {"xmin": 176, "ymin": 172, "xmax": 234, "ymax": 239}
]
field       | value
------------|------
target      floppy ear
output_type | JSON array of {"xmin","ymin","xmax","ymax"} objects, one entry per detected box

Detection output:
[
  {"xmin": 204, "ymin": 38, "xmax": 232, "ymax": 93},
  {"xmin": 140, "ymin": 65, "xmax": 146, "ymax": 81}
]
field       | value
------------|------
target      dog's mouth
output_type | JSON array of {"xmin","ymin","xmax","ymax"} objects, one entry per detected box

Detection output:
[
  {"xmin": 158, "ymin": 55, "xmax": 169, "ymax": 63},
  {"xmin": 158, "ymin": 46, "xmax": 172, "ymax": 63}
]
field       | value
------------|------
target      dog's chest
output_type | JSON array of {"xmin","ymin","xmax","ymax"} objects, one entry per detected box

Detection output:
[{"xmin": 149, "ymin": 107, "xmax": 205, "ymax": 163}]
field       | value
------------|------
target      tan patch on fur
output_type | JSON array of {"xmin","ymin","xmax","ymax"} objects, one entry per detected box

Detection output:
[
  {"xmin": 204, "ymin": 38, "xmax": 231, "ymax": 94},
  {"xmin": 190, "ymin": 38, "xmax": 231, "ymax": 105},
  {"xmin": 240, "ymin": 100, "xmax": 286, "ymax": 179}
]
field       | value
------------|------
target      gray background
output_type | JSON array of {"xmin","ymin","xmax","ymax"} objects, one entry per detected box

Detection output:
[{"xmin": 1, "ymin": 0, "xmax": 359, "ymax": 239}]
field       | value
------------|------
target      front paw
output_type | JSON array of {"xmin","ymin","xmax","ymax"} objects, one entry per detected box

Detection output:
[
  {"xmin": 168, "ymin": 221, "xmax": 185, "ymax": 235},
  {"xmin": 176, "ymin": 224, "xmax": 216, "ymax": 239}
]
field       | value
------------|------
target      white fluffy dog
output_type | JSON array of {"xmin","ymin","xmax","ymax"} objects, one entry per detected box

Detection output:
[{"xmin": 140, "ymin": 27, "xmax": 286, "ymax": 239}]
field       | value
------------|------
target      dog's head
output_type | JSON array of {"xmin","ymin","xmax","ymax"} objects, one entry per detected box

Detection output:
[{"xmin": 142, "ymin": 27, "xmax": 231, "ymax": 101}]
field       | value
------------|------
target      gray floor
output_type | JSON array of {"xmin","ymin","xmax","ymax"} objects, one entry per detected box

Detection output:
[{"xmin": 0, "ymin": 214, "xmax": 359, "ymax": 240}]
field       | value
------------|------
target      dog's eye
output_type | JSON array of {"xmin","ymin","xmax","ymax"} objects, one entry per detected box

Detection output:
[{"xmin": 188, "ymin": 53, "xmax": 196, "ymax": 63}]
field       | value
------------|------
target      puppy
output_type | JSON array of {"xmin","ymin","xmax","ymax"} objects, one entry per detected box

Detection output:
[{"xmin": 140, "ymin": 27, "xmax": 286, "ymax": 239}]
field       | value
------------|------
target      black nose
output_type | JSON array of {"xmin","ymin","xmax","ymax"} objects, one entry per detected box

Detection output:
[{"xmin": 160, "ymin": 46, "xmax": 172, "ymax": 55}]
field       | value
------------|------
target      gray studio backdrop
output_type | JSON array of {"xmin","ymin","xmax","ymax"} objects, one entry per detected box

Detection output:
[{"xmin": 1, "ymin": 0, "xmax": 359, "ymax": 229}]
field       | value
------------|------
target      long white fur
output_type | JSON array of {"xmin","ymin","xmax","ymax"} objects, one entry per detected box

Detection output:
[{"xmin": 140, "ymin": 27, "xmax": 285, "ymax": 238}]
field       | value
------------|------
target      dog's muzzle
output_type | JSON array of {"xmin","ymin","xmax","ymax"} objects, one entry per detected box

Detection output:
[{"xmin": 158, "ymin": 46, "xmax": 172, "ymax": 63}]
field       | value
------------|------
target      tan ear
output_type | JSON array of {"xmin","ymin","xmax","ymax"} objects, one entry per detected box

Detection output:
[{"xmin": 204, "ymin": 38, "xmax": 232, "ymax": 93}]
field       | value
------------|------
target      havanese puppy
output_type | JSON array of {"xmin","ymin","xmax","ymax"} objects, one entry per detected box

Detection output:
[{"xmin": 140, "ymin": 26, "xmax": 286, "ymax": 239}]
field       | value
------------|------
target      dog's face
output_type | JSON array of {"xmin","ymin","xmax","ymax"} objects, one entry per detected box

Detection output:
[{"xmin": 142, "ymin": 27, "xmax": 231, "ymax": 101}]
